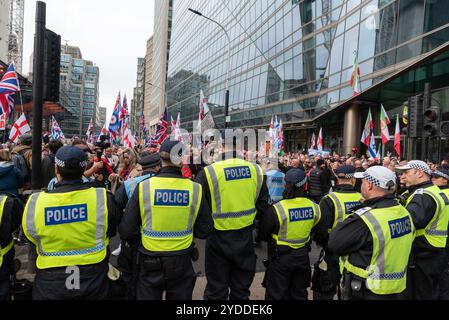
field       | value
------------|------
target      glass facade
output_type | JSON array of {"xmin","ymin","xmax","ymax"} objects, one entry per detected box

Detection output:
[
  {"xmin": 165, "ymin": 0, "xmax": 449, "ymax": 146},
  {"xmin": 59, "ymin": 46, "xmax": 100, "ymax": 137}
]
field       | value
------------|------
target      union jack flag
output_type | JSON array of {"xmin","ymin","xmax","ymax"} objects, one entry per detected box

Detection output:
[
  {"xmin": 51, "ymin": 116, "xmax": 65, "ymax": 141},
  {"xmin": 0, "ymin": 93, "xmax": 15, "ymax": 119},
  {"xmin": 0, "ymin": 64, "xmax": 20, "ymax": 95},
  {"xmin": 149, "ymin": 106, "xmax": 168, "ymax": 145}
]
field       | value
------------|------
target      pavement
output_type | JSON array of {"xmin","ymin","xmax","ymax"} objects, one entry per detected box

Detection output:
[{"xmin": 14, "ymin": 236, "xmax": 322, "ymax": 300}]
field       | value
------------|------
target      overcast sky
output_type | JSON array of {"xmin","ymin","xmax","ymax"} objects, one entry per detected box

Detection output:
[{"xmin": 22, "ymin": 0, "xmax": 154, "ymax": 119}]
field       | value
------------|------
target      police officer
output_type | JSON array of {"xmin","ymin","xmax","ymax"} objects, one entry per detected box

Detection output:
[
  {"xmin": 396, "ymin": 160, "xmax": 449, "ymax": 300},
  {"xmin": 313, "ymin": 165, "xmax": 361, "ymax": 300},
  {"xmin": 196, "ymin": 137, "xmax": 269, "ymax": 300},
  {"xmin": 0, "ymin": 193, "xmax": 22, "ymax": 300},
  {"xmin": 114, "ymin": 152, "xmax": 161, "ymax": 211},
  {"xmin": 119, "ymin": 140, "xmax": 212, "ymax": 300},
  {"xmin": 22, "ymin": 146, "xmax": 118, "ymax": 300},
  {"xmin": 329, "ymin": 166, "xmax": 415, "ymax": 300},
  {"xmin": 431, "ymin": 166, "xmax": 449, "ymax": 300},
  {"xmin": 259, "ymin": 169, "xmax": 320, "ymax": 300}
]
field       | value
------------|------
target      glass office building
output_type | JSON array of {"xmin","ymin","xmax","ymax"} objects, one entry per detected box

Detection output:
[{"xmin": 165, "ymin": 0, "xmax": 449, "ymax": 155}]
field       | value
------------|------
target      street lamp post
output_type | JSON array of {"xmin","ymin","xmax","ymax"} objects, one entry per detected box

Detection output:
[{"xmin": 188, "ymin": 8, "xmax": 231, "ymax": 129}]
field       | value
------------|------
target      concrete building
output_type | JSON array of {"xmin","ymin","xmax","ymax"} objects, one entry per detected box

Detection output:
[
  {"xmin": 7, "ymin": 0, "xmax": 24, "ymax": 73},
  {"xmin": 143, "ymin": 36, "xmax": 153, "ymax": 129},
  {"xmin": 149, "ymin": 0, "xmax": 173, "ymax": 130},
  {"xmin": 164, "ymin": 0, "xmax": 449, "ymax": 160},
  {"xmin": 96, "ymin": 106, "xmax": 107, "ymax": 131},
  {"xmin": 0, "ymin": 0, "xmax": 9, "ymax": 62},
  {"xmin": 59, "ymin": 45, "xmax": 100, "ymax": 138},
  {"xmin": 130, "ymin": 57, "xmax": 146, "ymax": 134}
]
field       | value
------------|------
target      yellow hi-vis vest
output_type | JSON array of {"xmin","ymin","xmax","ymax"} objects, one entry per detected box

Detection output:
[
  {"xmin": 343, "ymin": 205, "xmax": 415, "ymax": 295},
  {"xmin": 204, "ymin": 158, "xmax": 264, "ymax": 231},
  {"xmin": 139, "ymin": 177, "xmax": 202, "ymax": 252},
  {"xmin": 0, "ymin": 195, "xmax": 14, "ymax": 268},
  {"xmin": 324, "ymin": 191, "xmax": 361, "ymax": 233},
  {"xmin": 272, "ymin": 198, "xmax": 320, "ymax": 249},
  {"xmin": 405, "ymin": 185, "xmax": 449, "ymax": 248},
  {"xmin": 22, "ymin": 188, "xmax": 109, "ymax": 269}
]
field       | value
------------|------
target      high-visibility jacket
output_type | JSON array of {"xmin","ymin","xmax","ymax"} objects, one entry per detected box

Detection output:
[
  {"xmin": 0, "ymin": 195, "xmax": 14, "ymax": 268},
  {"xmin": 406, "ymin": 185, "xmax": 449, "ymax": 248},
  {"xmin": 204, "ymin": 158, "xmax": 264, "ymax": 231},
  {"xmin": 139, "ymin": 177, "xmax": 202, "ymax": 252},
  {"xmin": 22, "ymin": 188, "xmax": 109, "ymax": 269},
  {"xmin": 324, "ymin": 191, "xmax": 361, "ymax": 233},
  {"xmin": 343, "ymin": 205, "xmax": 415, "ymax": 295},
  {"xmin": 272, "ymin": 198, "xmax": 320, "ymax": 249}
]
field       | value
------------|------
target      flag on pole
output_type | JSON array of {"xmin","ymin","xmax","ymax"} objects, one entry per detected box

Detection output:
[
  {"xmin": 86, "ymin": 118, "xmax": 94, "ymax": 143},
  {"xmin": 278, "ymin": 118, "xmax": 284, "ymax": 151},
  {"xmin": 368, "ymin": 134, "xmax": 377, "ymax": 159},
  {"xmin": 317, "ymin": 128, "xmax": 323, "ymax": 151},
  {"xmin": 0, "ymin": 94, "xmax": 15, "ymax": 119},
  {"xmin": 394, "ymin": 114, "xmax": 401, "ymax": 158},
  {"xmin": 380, "ymin": 104, "xmax": 391, "ymax": 145},
  {"xmin": 199, "ymin": 89, "xmax": 215, "ymax": 133},
  {"xmin": 108, "ymin": 93, "xmax": 122, "ymax": 137},
  {"xmin": 361, "ymin": 108, "xmax": 374, "ymax": 147},
  {"xmin": 120, "ymin": 94, "xmax": 129, "ymax": 137},
  {"xmin": 0, "ymin": 114, "xmax": 5, "ymax": 131},
  {"xmin": 123, "ymin": 128, "xmax": 136, "ymax": 148},
  {"xmin": 0, "ymin": 63, "xmax": 20, "ymax": 95},
  {"xmin": 350, "ymin": 52, "xmax": 361, "ymax": 96},
  {"xmin": 310, "ymin": 133, "xmax": 316, "ymax": 149},
  {"xmin": 175, "ymin": 113, "xmax": 182, "ymax": 142},
  {"xmin": 51, "ymin": 116, "xmax": 65, "ymax": 140},
  {"xmin": 9, "ymin": 113, "xmax": 30, "ymax": 143},
  {"xmin": 150, "ymin": 106, "xmax": 168, "ymax": 145}
]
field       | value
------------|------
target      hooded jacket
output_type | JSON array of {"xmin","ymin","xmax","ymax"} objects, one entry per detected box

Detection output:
[{"xmin": 0, "ymin": 161, "xmax": 24, "ymax": 197}]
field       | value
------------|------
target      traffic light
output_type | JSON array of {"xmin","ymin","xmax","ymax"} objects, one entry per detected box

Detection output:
[
  {"xmin": 43, "ymin": 29, "xmax": 61, "ymax": 102},
  {"xmin": 423, "ymin": 106, "xmax": 440, "ymax": 137},
  {"xmin": 408, "ymin": 95, "xmax": 423, "ymax": 138}
]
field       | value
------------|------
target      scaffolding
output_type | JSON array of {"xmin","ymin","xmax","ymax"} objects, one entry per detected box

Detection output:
[{"xmin": 7, "ymin": 0, "xmax": 24, "ymax": 73}]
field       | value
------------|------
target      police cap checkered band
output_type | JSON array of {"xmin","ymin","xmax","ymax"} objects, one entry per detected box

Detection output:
[
  {"xmin": 55, "ymin": 157, "xmax": 88, "ymax": 170},
  {"xmin": 337, "ymin": 172, "xmax": 355, "ymax": 179},
  {"xmin": 396, "ymin": 160, "xmax": 432, "ymax": 176},
  {"xmin": 354, "ymin": 166, "xmax": 397, "ymax": 189},
  {"xmin": 295, "ymin": 176, "xmax": 308, "ymax": 188},
  {"xmin": 432, "ymin": 168, "xmax": 449, "ymax": 181}
]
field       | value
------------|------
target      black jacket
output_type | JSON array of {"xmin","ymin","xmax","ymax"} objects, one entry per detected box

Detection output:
[
  {"xmin": 119, "ymin": 167, "xmax": 213, "ymax": 256},
  {"xmin": 309, "ymin": 167, "xmax": 330, "ymax": 197},
  {"xmin": 314, "ymin": 184, "xmax": 360, "ymax": 248},
  {"xmin": 404, "ymin": 181, "xmax": 442, "ymax": 257},
  {"xmin": 0, "ymin": 194, "xmax": 23, "ymax": 250},
  {"xmin": 328, "ymin": 196, "xmax": 399, "ymax": 274}
]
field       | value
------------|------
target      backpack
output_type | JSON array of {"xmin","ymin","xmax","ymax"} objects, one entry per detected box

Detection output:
[{"xmin": 12, "ymin": 152, "xmax": 30, "ymax": 182}]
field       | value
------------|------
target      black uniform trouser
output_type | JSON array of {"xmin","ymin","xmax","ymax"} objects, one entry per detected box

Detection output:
[
  {"xmin": 265, "ymin": 250, "xmax": 311, "ymax": 300},
  {"xmin": 32, "ymin": 261, "xmax": 111, "ymax": 300},
  {"xmin": 406, "ymin": 253, "xmax": 446, "ymax": 300},
  {"xmin": 136, "ymin": 254, "xmax": 196, "ymax": 300},
  {"xmin": 117, "ymin": 241, "xmax": 139, "ymax": 300},
  {"xmin": 312, "ymin": 252, "xmax": 340, "ymax": 301},
  {"xmin": 438, "ymin": 264, "xmax": 449, "ymax": 300},
  {"xmin": 0, "ymin": 250, "xmax": 14, "ymax": 300},
  {"xmin": 204, "ymin": 229, "xmax": 256, "ymax": 300}
]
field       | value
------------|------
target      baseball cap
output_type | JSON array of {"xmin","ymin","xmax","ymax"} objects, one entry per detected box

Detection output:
[
  {"xmin": 432, "ymin": 166, "xmax": 449, "ymax": 180},
  {"xmin": 396, "ymin": 160, "xmax": 433, "ymax": 176},
  {"xmin": 285, "ymin": 169, "xmax": 308, "ymax": 188},
  {"xmin": 335, "ymin": 165, "xmax": 356, "ymax": 179},
  {"xmin": 354, "ymin": 166, "xmax": 397, "ymax": 190},
  {"xmin": 55, "ymin": 146, "xmax": 89, "ymax": 171}
]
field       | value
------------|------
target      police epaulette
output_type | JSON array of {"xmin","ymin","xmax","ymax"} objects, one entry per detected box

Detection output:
[
  {"xmin": 413, "ymin": 189, "xmax": 425, "ymax": 195},
  {"xmin": 354, "ymin": 207, "xmax": 372, "ymax": 216}
]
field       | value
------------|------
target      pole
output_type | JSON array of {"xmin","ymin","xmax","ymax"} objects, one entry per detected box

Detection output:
[{"xmin": 32, "ymin": 1, "xmax": 46, "ymax": 190}]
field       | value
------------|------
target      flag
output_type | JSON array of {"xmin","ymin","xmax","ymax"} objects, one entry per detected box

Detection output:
[
  {"xmin": 394, "ymin": 114, "xmax": 401, "ymax": 158},
  {"xmin": 150, "ymin": 106, "xmax": 168, "ymax": 145},
  {"xmin": 0, "ymin": 63, "xmax": 20, "ymax": 95},
  {"xmin": 9, "ymin": 113, "xmax": 30, "ymax": 143},
  {"xmin": 350, "ymin": 52, "xmax": 360, "ymax": 96},
  {"xmin": 199, "ymin": 89, "xmax": 215, "ymax": 133},
  {"xmin": 175, "ymin": 113, "xmax": 182, "ymax": 142},
  {"xmin": 51, "ymin": 116, "xmax": 65, "ymax": 140},
  {"xmin": 278, "ymin": 118, "xmax": 284, "ymax": 150},
  {"xmin": 368, "ymin": 134, "xmax": 377, "ymax": 159},
  {"xmin": 310, "ymin": 133, "xmax": 316, "ymax": 149},
  {"xmin": 0, "ymin": 114, "xmax": 5, "ymax": 131},
  {"xmin": 123, "ymin": 128, "xmax": 136, "ymax": 148},
  {"xmin": 380, "ymin": 104, "xmax": 391, "ymax": 145},
  {"xmin": 0, "ymin": 93, "xmax": 14, "ymax": 119},
  {"xmin": 361, "ymin": 108, "xmax": 374, "ymax": 147},
  {"xmin": 120, "ymin": 94, "xmax": 129, "ymax": 135},
  {"xmin": 108, "ymin": 93, "xmax": 122, "ymax": 137},
  {"xmin": 86, "ymin": 118, "xmax": 94, "ymax": 143},
  {"xmin": 317, "ymin": 128, "xmax": 323, "ymax": 151}
]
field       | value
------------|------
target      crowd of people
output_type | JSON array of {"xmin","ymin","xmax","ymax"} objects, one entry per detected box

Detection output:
[{"xmin": 0, "ymin": 133, "xmax": 449, "ymax": 301}]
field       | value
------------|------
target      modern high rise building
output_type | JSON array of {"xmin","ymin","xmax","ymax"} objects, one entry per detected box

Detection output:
[
  {"xmin": 149, "ymin": 0, "xmax": 173, "ymax": 130},
  {"xmin": 131, "ymin": 57, "xmax": 146, "ymax": 133},
  {"xmin": 144, "ymin": 36, "xmax": 154, "ymax": 129},
  {"xmin": 59, "ymin": 45, "xmax": 100, "ymax": 138},
  {"xmin": 96, "ymin": 106, "xmax": 107, "ymax": 130},
  {"xmin": 164, "ymin": 0, "xmax": 449, "ymax": 159}
]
